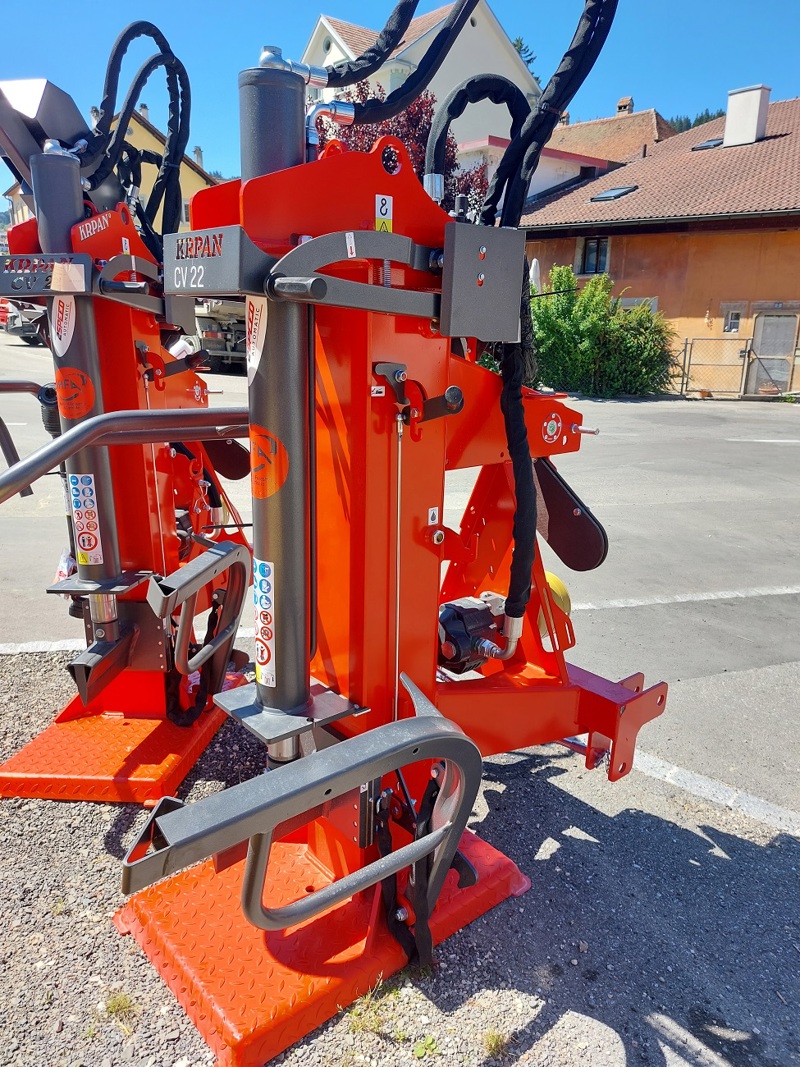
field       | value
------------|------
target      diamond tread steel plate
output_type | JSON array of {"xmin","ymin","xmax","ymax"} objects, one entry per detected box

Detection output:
[
  {"xmin": 115, "ymin": 831, "xmax": 530, "ymax": 1066},
  {"xmin": 0, "ymin": 707, "xmax": 226, "ymax": 804}
]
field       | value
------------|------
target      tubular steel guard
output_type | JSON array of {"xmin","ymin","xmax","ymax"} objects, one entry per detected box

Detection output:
[
  {"xmin": 123, "ymin": 676, "xmax": 482, "ymax": 929},
  {"xmin": 0, "ymin": 407, "xmax": 249, "ymax": 502}
]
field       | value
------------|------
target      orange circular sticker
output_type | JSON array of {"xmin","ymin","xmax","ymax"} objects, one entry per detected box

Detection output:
[
  {"xmin": 250, "ymin": 425, "xmax": 289, "ymax": 499},
  {"xmin": 55, "ymin": 367, "xmax": 95, "ymax": 420}
]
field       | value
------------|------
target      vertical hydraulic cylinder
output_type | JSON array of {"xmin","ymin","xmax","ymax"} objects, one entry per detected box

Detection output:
[
  {"xmin": 238, "ymin": 66, "xmax": 311, "ymax": 722},
  {"xmin": 30, "ymin": 149, "xmax": 122, "ymax": 637}
]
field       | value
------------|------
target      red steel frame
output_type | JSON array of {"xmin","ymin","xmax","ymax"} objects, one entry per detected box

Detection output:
[
  {"xmin": 0, "ymin": 206, "xmax": 248, "ymax": 804},
  {"xmin": 117, "ymin": 138, "xmax": 667, "ymax": 1065}
]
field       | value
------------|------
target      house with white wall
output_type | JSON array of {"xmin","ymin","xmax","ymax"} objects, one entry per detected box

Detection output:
[{"xmin": 302, "ymin": 2, "xmax": 540, "ymax": 148}]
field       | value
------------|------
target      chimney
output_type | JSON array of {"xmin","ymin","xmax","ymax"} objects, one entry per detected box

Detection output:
[
  {"xmin": 723, "ymin": 85, "xmax": 770, "ymax": 147},
  {"xmin": 90, "ymin": 106, "xmax": 100, "ymax": 130},
  {"xmin": 138, "ymin": 102, "xmax": 150, "ymax": 123},
  {"xmin": 617, "ymin": 96, "xmax": 634, "ymax": 116},
  {"xmin": 193, "ymin": 146, "xmax": 204, "ymax": 169},
  {"xmin": 560, "ymin": 111, "xmax": 570, "ymax": 126}
]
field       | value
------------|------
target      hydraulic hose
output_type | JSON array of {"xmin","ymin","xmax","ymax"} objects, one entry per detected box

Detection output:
[
  {"xmin": 424, "ymin": 74, "xmax": 531, "ymax": 190},
  {"xmin": 83, "ymin": 21, "xmax": 190, "ymax": 240},
  {"xmin": 326, "ymin": 0, "xmax": 420, "ymax": 88},
  {"xmin": 480, "ymin": 0, "xmax": 618, "ymax": 228},
  {"xmin": 90, "ymin": 22, "xmax": 177, "ymax": 152},
  {"xmin": 352, "ymin": 0, "xmax": 480, "ymax": 126},
  {"xmin": 473, "ymin": 0, "xmax": 617, "ymax": 625}
]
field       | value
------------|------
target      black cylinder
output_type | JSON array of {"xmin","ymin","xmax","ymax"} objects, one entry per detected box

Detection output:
[
  {"xmin": 238, "ymin": 67, "xmax": 306, "ymax": 182},
  {"xmin": 30, "ymin": 152, "xmax": 84, "ymax": 253}
]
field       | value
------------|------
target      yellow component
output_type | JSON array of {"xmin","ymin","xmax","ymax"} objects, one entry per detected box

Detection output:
[{"xmin": 538, "ymin": 572, "xmax": 572, "ymax": 636}]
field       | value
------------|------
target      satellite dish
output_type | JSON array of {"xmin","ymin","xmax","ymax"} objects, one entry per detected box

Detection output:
[{"xmin": 531, "ymin": 257, "xmax": 541, "ymax": 294}]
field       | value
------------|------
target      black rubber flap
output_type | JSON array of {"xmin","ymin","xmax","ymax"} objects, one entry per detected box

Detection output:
[
  {"xmin": 202, "ymin": 438, "xmax": 251, "ymax": 481},
  {"xmin": 534, "ymin": 457, "xmax": 608, "ymax": 572}
]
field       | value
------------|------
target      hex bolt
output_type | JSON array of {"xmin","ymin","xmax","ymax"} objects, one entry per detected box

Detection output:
[
  {"xmin": 394, "ymin": 369, "xmax": 407, "ymax": 383},
  {"xmin": 395, "ymin": 907, "xmax": 409, "ymax": 922},
  {"xmin": 432, "ymin": 529, "xmax": 445, "ymax": 546}
]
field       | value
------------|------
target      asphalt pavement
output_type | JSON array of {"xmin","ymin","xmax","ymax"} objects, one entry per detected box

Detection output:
[{"xmin": 0, "ymin": 331, "xmax": 798, "ymax": 1066}]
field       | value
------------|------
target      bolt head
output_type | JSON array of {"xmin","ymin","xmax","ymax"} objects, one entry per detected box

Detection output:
[
  {"xmin": 432, "ymin": 529, "xmax": 445, "ymax": 546},
  {"xmin": 479, "ymin": 246, "xmax": 487, "ymax": 258},
  {"xmin": 477, "ymin": 273, "xmax": 485, "ymax": 286},
  {"xmin": 394, "ymin": 369, "xmax": 407, "ymax": 382},
  {"xmin": 395, "ymin": 906, "xmax": 409, "ymax": 922}
]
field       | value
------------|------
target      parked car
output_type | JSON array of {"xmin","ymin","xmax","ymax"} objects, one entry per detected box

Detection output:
[{"xmin": 1, "ymin": 299, "xmax": 47, "ymax": 345}]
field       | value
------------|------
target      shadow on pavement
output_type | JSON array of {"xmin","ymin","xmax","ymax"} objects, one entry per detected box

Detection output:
[{"xmin": 422, "ymin": 748, "xmax": 799, "ymax": 1066}]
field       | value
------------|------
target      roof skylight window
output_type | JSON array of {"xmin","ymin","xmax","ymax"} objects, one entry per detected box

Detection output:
[
  {"xmin": 590, "ymin": 185, "xmax": 638, "ymax": 202},
  {"xmin": 692, "ymin": 137, "xmax": 723, "ymax": 152}
]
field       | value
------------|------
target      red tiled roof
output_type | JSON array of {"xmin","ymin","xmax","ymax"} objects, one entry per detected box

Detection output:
[
  {"xmin": 521, "ymin": 98, "xmax": 800, "ymax": 230},
  {"xmin": 324, "ymin": 5, "xmax": 455, "ymax": 61},
  {"xmin": 545, "ymin": 108, "xmax": 676, "ymax": 164}
]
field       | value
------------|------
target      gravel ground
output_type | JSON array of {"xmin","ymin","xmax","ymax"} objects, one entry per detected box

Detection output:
[{"xmin": 1, "ymin": 652, "xmax": 798, "ymax": 1067}]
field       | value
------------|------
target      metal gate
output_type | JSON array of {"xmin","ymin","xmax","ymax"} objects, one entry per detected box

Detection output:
[
  {"xmin": 682, "ymin": 337, "xmax": 751, "ymax": 395},
  {"xmin": 744, "ymin": 313, "xmax": 798, "ymax": 395}
]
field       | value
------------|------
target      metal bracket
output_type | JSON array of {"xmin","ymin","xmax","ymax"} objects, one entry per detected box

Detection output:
[
  {"xmin": 373, "ymin": 362, "xmax": 409, "ymax": 405},
  {"xmin": 0, "ymin": 252, "xmax": 92, "ymax": 296},
  {"xmin": 147, "ymin": 541, "xmax": 250, "ymax": 696},
  {"xmin": 122, "ymin": 674, "xmax": 483, "ymax": 934}
]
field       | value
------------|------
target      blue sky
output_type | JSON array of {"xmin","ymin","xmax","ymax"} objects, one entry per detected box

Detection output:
[{"xmin": 3, "ymin": 0, "xmax": 799, "ymax": 179}]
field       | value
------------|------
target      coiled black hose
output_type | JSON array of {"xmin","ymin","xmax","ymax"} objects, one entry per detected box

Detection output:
[
  {"xmin": 480, "ymin": 0, "xmax": 618, "ymax": 228},
  {"xmin": 351, "ymin": 0, "xmax": 480, "ymax": 126},
  {"xmin": 326, "ymin": 0, "xmax": 420, "ymax": 88},
  {"xmin": 83, "ymin": 21, "xmax": 190, "ymax": 241},
  {"xmin": 424, "ymin": 74, "xmax": 531, "ymax": 183}
]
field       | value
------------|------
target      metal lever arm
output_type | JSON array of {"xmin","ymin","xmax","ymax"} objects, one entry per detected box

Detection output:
[
  {"xmin": 267, "ymin": 230, "xmax": 439, "ymax": 320},
  {"xmin": 123, "ymin": 675, "xmax": 483, "ymax": 931}
]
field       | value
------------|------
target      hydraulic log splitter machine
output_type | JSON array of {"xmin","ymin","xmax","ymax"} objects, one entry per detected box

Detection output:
[{"xmin": 0, "ymin": 1, "xmax": 667, "ymax": 1062}]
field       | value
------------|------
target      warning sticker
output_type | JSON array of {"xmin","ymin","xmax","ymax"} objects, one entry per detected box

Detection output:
[
  {"xmin": 51, "ymin": 296, "xmax": 75, "ymax": 358},
  {"xmin": 245, "ymin": 296, "xmax": 268, "ymax": 385},
  {"xmin": 68, "ymin": 473, "xmax": 104, "ymax": 565},
  {"xmin": 345, "ymin": 231, "xmax": 357, "ymax": 259},
  {"xmin": 55, "ymin": 367, "xmax": 95, "ymax": 420},
  {"xmin": 250, "ymin": 425, "xmax": 289, "ymax": 499},
  {"xmin": 253, "ymin": 558, "xmax": 276, "ymax": 687},
  {"xmin": 375, "ymin": 194, "xmax": 393, "ymax": 233}
]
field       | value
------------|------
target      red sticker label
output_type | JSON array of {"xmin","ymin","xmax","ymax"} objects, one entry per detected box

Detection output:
[
  {"xmin": 55, "ymin": 367, "xmax": 95, "ymax": 420},
  {"xmin": 250, "ymin": 425, "xmax": 289, "ymax": 499}
]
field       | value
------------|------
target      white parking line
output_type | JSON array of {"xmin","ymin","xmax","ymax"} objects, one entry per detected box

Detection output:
[
  {"xmin": 725, "ymin": 438, "xmax": 800, "ymax": 444},
  {"xmin": 635, "ymin": 751, "xmax": 800, "ymax": 836},
  {"xmin": 572, "ymin": 584, "xmax": 800, "ymax": 611}
]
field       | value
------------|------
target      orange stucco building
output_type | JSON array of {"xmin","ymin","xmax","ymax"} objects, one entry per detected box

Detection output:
[{"xmin": 523, "ymin": 89, "xmax": 800, "ymax": 396}]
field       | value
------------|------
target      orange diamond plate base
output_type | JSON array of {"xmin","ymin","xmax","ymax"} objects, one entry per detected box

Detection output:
[
  {"xmin": 0, "ymin": 703, "xmax": 226, "ymax": 804},
  {"xmin": 115, "ymin": 830, "xmax": 530, "ymax": 1066}
]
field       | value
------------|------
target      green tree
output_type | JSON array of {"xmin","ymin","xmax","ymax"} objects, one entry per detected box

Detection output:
[
  {"xmin": 529, "ymin": 265, "xmax": 679, "ymax": 396},
  {"xmin": 316, "ymin": 82, "xmax": 487, "ymax": 214},
  {"xmin": 668, "ymin": 108, "xmax": 725, "ymax": 132},
  {"xmin": 512, "ymin": 37, "xmax": 539, "ymax": 82}
]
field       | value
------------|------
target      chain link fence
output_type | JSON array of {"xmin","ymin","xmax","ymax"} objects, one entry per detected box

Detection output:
[{"xmin": 681, "ymin": 337, "xmax": 751, "ymax": 396}]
